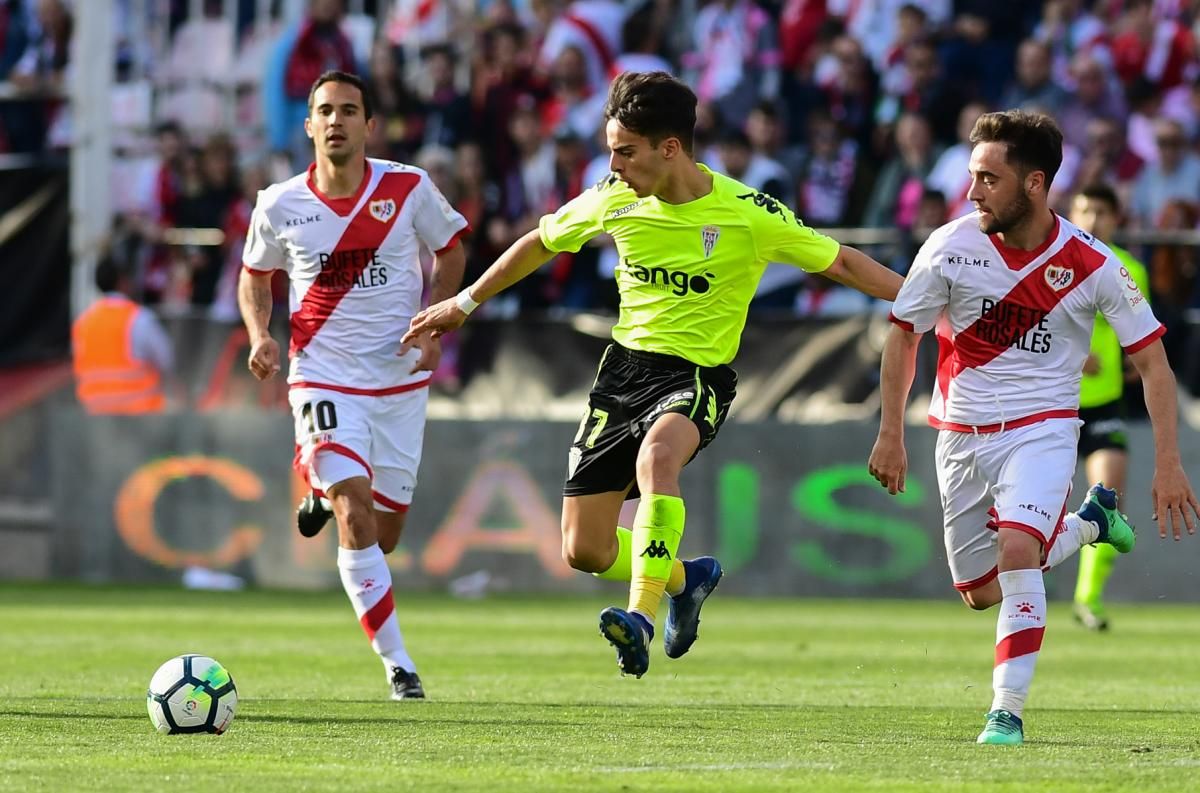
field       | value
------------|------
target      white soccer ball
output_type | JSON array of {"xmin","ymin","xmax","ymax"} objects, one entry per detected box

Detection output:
[{"xmin": 146, "ymin": 654, "xmax": 237, "ymax": 734}]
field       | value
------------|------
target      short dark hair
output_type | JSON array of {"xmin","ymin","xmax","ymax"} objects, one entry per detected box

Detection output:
[
  {"xmin": 969, "ymin": 110, "xmax": 1063, "ymax": 188},
  {"xmin": 1078, "ymin": 182, "xmax": 1121, "ymax": 213},
  {"xmin": 308, "ymin": 70, "xmax": 373, "ymax": 120},
  {"xmin": 603, "ymin": 71, "xmax": 697, "ymax": 155},
  {"xmin": 94, "ymin": 256, "xmax": 121, "ymax": 293}
]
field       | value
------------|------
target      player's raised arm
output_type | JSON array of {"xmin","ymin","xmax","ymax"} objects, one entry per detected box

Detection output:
[
  {"xmin": 820, "ymin": 245, "xmax": 904, "ymax": 302},
  {"xmin": 403, "ymin": 229, "xmax": 556, "ymax": 342},
  {"xmin": 1127, "ymin": 340, "xmax": 1200, "ymax": 539}
]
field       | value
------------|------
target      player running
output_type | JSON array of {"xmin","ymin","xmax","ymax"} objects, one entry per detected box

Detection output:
[
  {"xmin": 239, "ymin": 71, "xmax": 469, "ymax": 700},
  {"xmin": 1067, "ymin": 183, "xmax": 1153, "ymax": 631},
  {"xmin": 404, "ymin": 71, "xmax": 902, "ymax": 678},
  {"xmin": 868, "ymin": 111, "xmax": 1199, "ymax": 745}
]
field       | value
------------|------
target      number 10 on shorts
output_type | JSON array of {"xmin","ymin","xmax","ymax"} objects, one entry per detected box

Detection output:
[{"xmin": 301, "ymin": 400, "xmax": 339, "ymax": 434}]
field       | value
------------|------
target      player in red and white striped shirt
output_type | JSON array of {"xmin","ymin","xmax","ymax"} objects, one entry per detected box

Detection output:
[
  {"xmin": 868, "ymin": 110, "xmax": 1199, "ymax": 745},
  {"xmin": 238, "ymin": 71, "xmax": 468, "ymax": 701}
]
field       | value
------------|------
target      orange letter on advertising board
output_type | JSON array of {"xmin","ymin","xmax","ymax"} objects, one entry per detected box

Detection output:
[
  {"xmin": 421, "ymin": 461, "xmax": 571, "ymax": 579},
  {"xmin": 114, "ymin": 456, "xmax": 264, "ymax": 568}
]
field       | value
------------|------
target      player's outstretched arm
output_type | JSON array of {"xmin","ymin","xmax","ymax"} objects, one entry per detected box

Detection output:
[
  {"xmin": 238, "ymin": 268, "xmax": 279, "ymax": 380},
  {"xmin": 868, "ymin": 324, "xmax": 921, "ymax": 495},
  {"xmin": 1128, "ymin": 340, "xmax": 1200, "ymax": 539},
  {"xmin": 404, "ymin": 229, "xmax": 555, "ymax": 342},
  {"xmin": 820, "ymin": 245, "xmax": 904, "ymax": 302}
]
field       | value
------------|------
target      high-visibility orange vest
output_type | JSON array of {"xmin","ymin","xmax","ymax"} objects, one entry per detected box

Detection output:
[{"xmin": 71, "ymin": 296, "xmax": 166, "ymax": 414}]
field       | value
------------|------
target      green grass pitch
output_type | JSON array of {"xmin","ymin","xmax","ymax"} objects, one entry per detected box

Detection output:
[{"xmin": 2, "ymin": 584, "xmax": 1199, "ymax": 792}]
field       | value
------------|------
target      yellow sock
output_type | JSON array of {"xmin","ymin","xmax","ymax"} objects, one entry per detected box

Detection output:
[
  {"xmin": 594, "ymin": 527, "xmax": 632, "ymax": 582},
  {"xmin": 667, "ymin": 559, "xmax": 685, "ymax": 596},
  {"xmin": 628, "ymin": 494, "xmax": 684, "ymax": 622}
]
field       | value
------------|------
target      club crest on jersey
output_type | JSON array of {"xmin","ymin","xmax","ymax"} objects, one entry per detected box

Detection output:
[
  {"xmin": 701, "ymin": 225, "xmax": 720, "ymax": 258},
  {"xmin": 369, "ymin": 198, "xmax": 396, "ymax": 223},
  {"xmin": 1044, "ymin": 264, "xmax": 1073, "ymax": 291}
]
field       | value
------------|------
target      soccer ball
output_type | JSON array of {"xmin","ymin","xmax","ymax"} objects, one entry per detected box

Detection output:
[{"xmin": 146, "ymin": 654, "xmax": 237, "ymax": 734}]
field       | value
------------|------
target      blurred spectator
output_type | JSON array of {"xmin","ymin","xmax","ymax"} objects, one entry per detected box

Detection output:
[
  {"xmin": 8, "ymin": 0, "xmax": 72, "ymax": 151},
  {"xmin": 210, "ymin": 161, "xmax": 272, "ymax": 322},
  {"xmin": 473, "ymin": 22, "xmax": 549, "ymax": 183},
  {"xmin": 891, "ymin": 186, "xmax": 947, "ymax": 274},
  {"xmin": 0, "ymin": 0, "xmax": 31, "ymax": 79},
  {"xmin": 875, "ymin": 39, "xmax": 965, "ymax": 146},
  {"xmin": 420, "ymin": 44, "xmax": 471, "ymax": 150},
  {"xmin": 614, "ymin": 0, "xmax": 673, "ymax": 76},
  {"xmin": 863, "ymin": 112, "xmax": 942, "ymax": 229},
  {"xmin": 1033, "ymin": 0, "xmax": 1112, "ymax": 88},
  {"xmin": 716, "ymin": 128, "xmax": 791, "ymax": 203},
  {"xmin": 548, "ymin": 127, "xmax": 596, "ymax": 307},
  {"xmin": 176, "ymin": 135, "xmax": 241, "ymax": 307},
  {"xmin": 1130, "ymin": 118, "xmax": 1200, "ymax": 227},
  {"xmin": 1147, "ymin": 198, "xmax": 1200, "ymax": 368},
  {"xmin": 1073, "ymin": 116, "xmax": 1143, "ymax": 202},
  {"xmin": 1111, "ymin": 0, "xmax": 1195, "ymax": 92},
  {"xmin": 497, "ymin": 99, "xmax": 555, "ymax": 307},
  {"xmin": 841, "ymin": 0, "xmax": 950, "ymax": 72},
  {"xmin": 795, "ymin": 111, "xmax": 861, "ymax": 226},
  {"xmin": 539, "ymin": 0, "xmax": 625, "ymax": 96},
  {"xmin": 1159, "ymin": 71, "xmax": 1200, "ymax": 139},
  {"xmin": 778, "ymin": 0, "xmax": 827, "ymax": 73},
  {"xmin": 745, "ymin": 100, "xmax": 803, "ymax": 175},
  {"xmin": 366, "ymin": 38, "xmax": 426, "ymax": 161},
  {"xmin": 938, "ymin": 3, "xmax": 1023, "ymax": 106},
  {"xmin": 926, "ymin": 100, "xmax": 988, "ymax": 220},
  {"xmin": 72, "ymin": 256, "xmax": 172, "ymax": 415},
  {"xmin": 1000, "ymin": 39, "xmax": 1069, "ymax": 116},
  {"xmin": 1124, "ymin": 76, "xmax": 1165, "ymax": 164},
  {"xmin": 1056, "ymin": 52, "xmax": 1127, "ymax": 148},
  {"xmin": 264, "ymin": 0, "xmax": 358, "ymax": 167},
  {"xmin": 685, "ymin": 0, "xmax": 781, "ymax": 124},
  {"xmin": 877, "ymin": 3, "xmax": 933, "ymax": 100},
  {"xmin": 811, "ymin": 33, "xmax": 878, "ymax": 151},
  {"xmin": 544, "ymin": 44, "xmax": 606, "ymax": 142}
]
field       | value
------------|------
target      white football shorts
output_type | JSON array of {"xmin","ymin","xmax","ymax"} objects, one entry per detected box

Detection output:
[
  {"xmin": 289, "ymin": 385, "xmax": 429, "ymax": 511},
  {"xmin": 935, "ymin": 418, "xmax": 1082, "ymax": 591}
]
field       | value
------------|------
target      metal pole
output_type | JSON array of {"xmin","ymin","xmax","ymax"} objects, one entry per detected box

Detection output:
[{"xmin": 70, "ymin": 0, "xmax": 116, "ymax": 318}]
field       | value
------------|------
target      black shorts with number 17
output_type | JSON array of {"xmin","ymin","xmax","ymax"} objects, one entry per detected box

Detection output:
[{"xmin": 563, "ymin": 343, "xmax": 737, "ymax": 499}]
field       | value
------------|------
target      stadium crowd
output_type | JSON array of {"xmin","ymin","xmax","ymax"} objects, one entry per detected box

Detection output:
[{"xmin": 2, "ymin": 0, "xmax": 1199, "ymax": 339}]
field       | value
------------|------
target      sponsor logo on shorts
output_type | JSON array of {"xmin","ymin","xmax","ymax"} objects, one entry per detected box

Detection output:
[
  {"xmin": 648, "ymin": 390, "xmax": 695, "ymax": 417},
  {"xmin": 1018, "ymin": 503, "xmax": 1053, "ymax": 521}
]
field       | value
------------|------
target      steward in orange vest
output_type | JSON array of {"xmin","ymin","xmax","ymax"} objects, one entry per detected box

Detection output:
[{"xmin": 72, "ymin": 258, "xmax": 172, "ymax": 414}]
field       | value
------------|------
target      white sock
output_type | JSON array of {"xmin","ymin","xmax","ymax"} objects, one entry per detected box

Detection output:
[
  {"xmin": 337, "ymin": 544, "xmax": 416, "ymax": 674},
  {"xmin": 990, "ymin": 568, "xmax": 1046, "ymax": 718},
  {"xmin": 1043, "ymin": 513, "xmax": 1100, "ymax": 569}
]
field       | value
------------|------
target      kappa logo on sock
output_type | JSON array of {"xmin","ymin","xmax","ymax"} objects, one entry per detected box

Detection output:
[
  {"xmin": 640, "ymin": 540, "xmax": 672, "ymax": 560},
  {"xmin": 1016, "ymin": 602, "xmax": 1034, "ymax": 613},
  {"xmin": 361, "ymin": 578, "xmax": 376, "ymax": 590}
]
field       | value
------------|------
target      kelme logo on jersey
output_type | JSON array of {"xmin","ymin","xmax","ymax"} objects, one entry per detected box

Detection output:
[{"xmin": 621, "ymin": 258, "xmax": 714, "ymax": 296}]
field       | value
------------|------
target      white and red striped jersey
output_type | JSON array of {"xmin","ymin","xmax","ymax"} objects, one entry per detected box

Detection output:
[
  {"xmin": 243, "ymin": 158, "xmax": 468, "ymax": 393},
  {"xmin": 890, "ymin": 212, "xmax": 1164, "ymax": 432}
]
